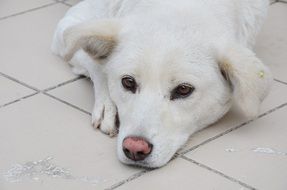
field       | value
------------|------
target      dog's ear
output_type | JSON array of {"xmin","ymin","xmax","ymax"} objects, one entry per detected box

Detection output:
[
  {"xmin": 63, "ymin": 19, "xmax": 120, "ymax": 61},
  {"xmin": 217, "ymin": 44, "xmax": 273, "ymax": 118}
]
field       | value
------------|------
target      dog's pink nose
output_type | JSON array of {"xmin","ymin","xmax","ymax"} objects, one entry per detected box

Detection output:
[{"xmin": 122, "ymin": 137, "xmax": 153, "ymax": 161}]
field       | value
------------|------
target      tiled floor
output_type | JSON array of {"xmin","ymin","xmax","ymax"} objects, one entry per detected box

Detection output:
[{"xmin": 0, "ymin": 0, "xmax": 287, "ymax": 190}]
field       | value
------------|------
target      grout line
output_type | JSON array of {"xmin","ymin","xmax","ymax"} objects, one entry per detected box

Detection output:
[
  {"xmin": 0, "ymin": 71, "xmax": 84, "ymax": 93},
  {"xmin": 43, "ymin": 76, "xmax": 85, "ymax": 92},
  {"xmin": 105, "ymin": 170, "xmax": 149, "ymax": 190},
  {"xmin": 180, "ymin": 102, "xmax": 287, "ymax": 155},
  {"xmin": 106, "ymin": 151, "xmax": 187, "ymax": 189},
  {"xmin": 60, "ymin": 1, "xmax": 73, "ymax": 7},
  {"xmin": 0, "ymin": 72, "xmax": 39, "ymax": 91},
  {"xmin": 180, "ymin": 121, "xmax": 252, "ymax": 155},
  {"xmin": 0, "ymin": 2, "xmax": 59, "ymax": 21},
  {"xmin": 0, "ymin": 92, "xmax": 40, "ymax": 109},
  {"xmin": 43, "ymin": 92, "xmax": 92, "ymax": 115},
  {"xmin": 0, "ymin": 74, "xmax": 90, "ymax": 120},
  {"xmin": 54, "ymin": 0, "xmax": 73, "ymax": 7},
  {"xmin": 0, "ymin": 71, "xmax": 87, "ymax": 110},
  {"xmin": 274, "ymin": 79, "xmax": 287, "ymax": 86},
  {"xmin": 181, "ymin": 156, "xmax": 257, "ymax": 190}
]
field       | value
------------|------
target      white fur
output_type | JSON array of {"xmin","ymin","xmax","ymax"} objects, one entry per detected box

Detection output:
[{"xmin": 52, "ymin": 0, "xmax": 272, "ymax": 168}]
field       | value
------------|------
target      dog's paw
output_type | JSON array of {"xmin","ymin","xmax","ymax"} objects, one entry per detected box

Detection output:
[{"xmin": 92, "ymin": 99, "xmax": 119, "ymax": 137}]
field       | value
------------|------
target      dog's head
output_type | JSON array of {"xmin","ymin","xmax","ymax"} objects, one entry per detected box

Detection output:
[{"xmin": 63, "ymin": 19, "xmax": 272, "ymax": 168}]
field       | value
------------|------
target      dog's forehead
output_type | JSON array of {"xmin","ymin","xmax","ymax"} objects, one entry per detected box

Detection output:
[{"xmin": 110, "ymin": 39, "xmax": 215, "ymax": 84}]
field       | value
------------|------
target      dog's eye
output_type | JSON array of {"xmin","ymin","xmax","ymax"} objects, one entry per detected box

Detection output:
[
  {"xmin": 122, "ymin": 76, "xmax": 137, "ymax": 93},
  {"xmin": 170, "ymin": 83, "xmax": 194, "ymax": 100}
]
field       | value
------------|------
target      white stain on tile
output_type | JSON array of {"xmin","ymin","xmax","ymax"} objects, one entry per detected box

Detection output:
[
  {"xmin": 225, "ymin": 147, "xmax": 287, "ymax": 156},
  {"xmin": 2, "ymin": 157, "xmax": 106, "ymax": 185},
  {"xmin": 252, "ymin": 147, "xmax": 287, "ymax": 156}
]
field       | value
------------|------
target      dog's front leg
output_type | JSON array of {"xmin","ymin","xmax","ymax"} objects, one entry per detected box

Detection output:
[
  {"xmin": 91, "ymin": 70, "xmax": 118, "ymax": 137},
  {"xmin": 71, "ymin": 50, "xmax": 118, "ymax": 137}
]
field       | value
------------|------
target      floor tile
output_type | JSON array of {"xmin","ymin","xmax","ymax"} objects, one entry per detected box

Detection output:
[
  {"xmin": 0, "ymin": 4, "xmax": 76, "ymax": 90},
  {"xmin": 48, "ymin": 78, "xmax": 94, "ymax": 113},
  {"xmin": 179, "ymin": 81, "xmax": 287, "ymax": 153},
  {"xmin": 255, "ymin": 3, "xmax": 287, "ymax": 83},
  {"xmin": 0, "ymin": 0, "xmax": 54, "ymax": 19},
  {"xmin": 63, "ymin": 0, "xmax": 278, "ymax": 6},
  {"xmin": 0, "ymin": 94, "xmax": 140, "ymax": 190},
  {"xmin": 0, "ymin": 75, "xmax": 35, "ymax": 106},
  {"xmin": 185, "ymin": 106, "xmax": 287, "ymax": 190},
  {"xmin": 117, "ymin": 158, "xmax": 245, "ymax": 190}
]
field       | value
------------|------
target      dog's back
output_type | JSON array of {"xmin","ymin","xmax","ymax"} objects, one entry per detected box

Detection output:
[
  {"xmin": 53, "ymin": 0, "xmax": 269, "ymax": 56},
  {"xmin": 107, "ymin": 0, "xmax": 269, "ymax": 47}
]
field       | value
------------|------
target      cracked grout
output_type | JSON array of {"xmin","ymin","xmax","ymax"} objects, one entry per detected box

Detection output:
[
  {"xmin": 181, "ymin": 156, "xmax": 257, "ymax": 190},
  {"xmin": 0, "ymin": 2, "xmax": 59, "ymax": 21}
]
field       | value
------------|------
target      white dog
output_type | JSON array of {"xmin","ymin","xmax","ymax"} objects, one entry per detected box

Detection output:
[{"xmin": 52, "ymin": 0, "xmax": 272, "ymax": 168}]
